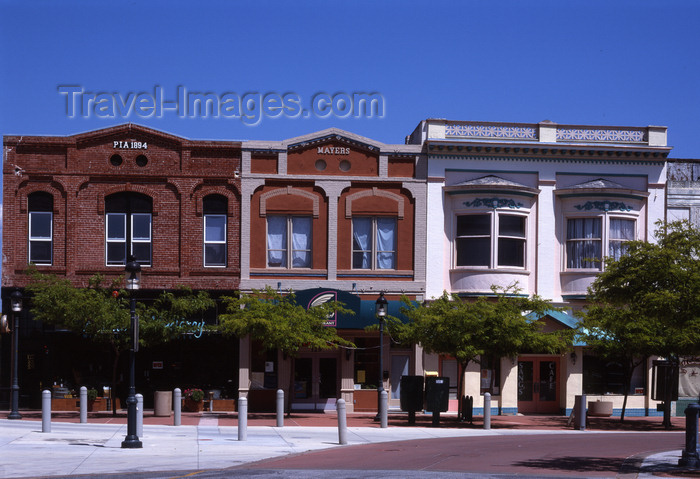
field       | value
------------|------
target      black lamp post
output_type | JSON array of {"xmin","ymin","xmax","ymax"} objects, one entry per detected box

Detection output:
[
  {"xmin": 121, "ymin": 256, "xmax": 142, "ymax": 448},
  {"xmin": 8, "ymin": 289, "xmax": 23, "ymax": 420},
  {"xmin": 374, "ymin": 292, "xmax": 388, "ymax": 420}
]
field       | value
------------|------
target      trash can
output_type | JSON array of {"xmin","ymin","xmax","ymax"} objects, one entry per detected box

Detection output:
[
  {"xmin": 154, "ymin": 390, "xmax": 172, "ymax": 417},
  {"xmin": 425, "ymin": 376, "xmax": 449, "ymax": 413}
]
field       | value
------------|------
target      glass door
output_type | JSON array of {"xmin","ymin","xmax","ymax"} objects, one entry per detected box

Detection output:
[{"xmin": 517, "ymin": 357, "xmax": 560, "ymax": 414}]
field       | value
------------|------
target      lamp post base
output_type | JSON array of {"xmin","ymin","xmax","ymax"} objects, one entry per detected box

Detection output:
[
  {"xmin": 121, "ymin": 436, "xmax": 143, "ymax": 449},
  {"xmin": 8, "ymin": 412, "xmax": 22, "ymax": 420}
]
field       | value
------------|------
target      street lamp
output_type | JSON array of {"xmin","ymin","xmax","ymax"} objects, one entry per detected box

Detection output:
[
  {"xmin": 8, "ymin": 289, "xmax": 23, "ymax": 420},
  {"xmin": 375, "ymin": 292, "xmax": 388, "ymax": 420},
  {"xmin": 121, "ymin": 256, "xmax": 142, "ymax": 448}
]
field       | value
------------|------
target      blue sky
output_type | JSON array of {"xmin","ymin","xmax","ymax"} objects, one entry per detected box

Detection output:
[{"xmin": 1, "ymin": 0, "xmax": 699, "ymax": 276}]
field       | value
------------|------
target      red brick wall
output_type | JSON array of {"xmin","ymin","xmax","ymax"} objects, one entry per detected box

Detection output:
[{"xmin": 3, "ymin": 124, "xmax": 241, "ymax": 291}]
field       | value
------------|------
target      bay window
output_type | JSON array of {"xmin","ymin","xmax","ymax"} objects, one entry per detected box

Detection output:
[
  {"xmin": 267, "ymin": 216, "xmax": 312, "ymax": 268},
  {"xmin": 455, "ymin": 213, "xmax": 526, "ymax": 268},
  {"xmin": 566, "ymin": 216, "xmax": 635, "ymax": 269},
  {"xmin": 352, "ymin": 217, "xmax": 396, "ymax": 269}
]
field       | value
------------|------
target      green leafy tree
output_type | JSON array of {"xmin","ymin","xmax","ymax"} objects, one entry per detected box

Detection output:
[
  {"xmin": 217, "ymin": 286, "xmax": 353, "ymax": 413},
  {"xmin": 25, "ymin": 269, "xmax": 214, "ymax": 414},
  {"xmin": 582, "ymin": 220, "xmax": 700, "ymax": 426},
  {"xmin": 395, "ymin": 285, "xmax": 571, "ymax": 416}
]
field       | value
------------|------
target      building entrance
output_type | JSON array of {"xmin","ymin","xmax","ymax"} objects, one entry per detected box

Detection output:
[
  {"xmin": 517, "ymin": 356, "xmax": 560, "ymax": 414},
  {"xmin": 292, "ymin": 353, "xmax": 338, "ymax": 411}
]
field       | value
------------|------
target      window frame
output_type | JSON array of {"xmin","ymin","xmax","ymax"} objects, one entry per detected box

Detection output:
[
  {"xmin": 203, "ymin": 214, "xmax": 227, "ymax": 267},
  {"xmin": 266, "ymin": 215, "xmax": 313, "ymax": 269},
  {"xmin": 351, "ymin": 216, "xmax": 397, "ymax": 270},
  {"xmin": 28, "ymin": 211, "xmax": 53, "ymax": 265},
  {"xmin": 104, "ymin": 193, "xmax": 153, "ymax": 267},
  {"xmin": 454, "ymin": 211, "xmax": 527, "ymax": 270},
  {"xmin": 565, "ymin": 214, "xmax": 636, "ymax": 271}
]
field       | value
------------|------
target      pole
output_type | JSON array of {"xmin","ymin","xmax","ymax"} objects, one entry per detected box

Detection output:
[
  {"xmin": 380, "ymin": 390, "xmax": 388, "ymax": 428},
  {"xmin": 121, "ymin": 296, "xmax": 142, "ymax": 448},
  {"xmin": 484, "ymin": 392, "xmax": 491, "ymax": 430},
  {"xmin": 8, "ymin": 309, "xmax": 21, "ymax": 419},
  {"xmin": 680, "ymin": 403, "xmax": 700, "ymax": 468},
  {"xmin": 376, "ymin": 317, "xmax": 384, "ymax": 420},
  {"xmin": 80, "ymin": 387, "xmax": 87, "ymax": 424},
  {"xmin": 238, "ymin": 396, "xmax": 248, "ymax": 441},
  {"xmin": 337, "ymin": 398, "xmax": 347, "ymax": 444},
  {"xmin": 173, "ymin": 388, "xmax": 181, "ymax": 426},
  {"xmin": 276, "ymin": 389, "xmax": 284, "ymax": 427},
  {"xmin": 136, "ymin": 394, "xmax": 143, "ymax": 438},
  {"xmin": 42, "ymin": 389, "xmax": 51, "ymax": 433}
]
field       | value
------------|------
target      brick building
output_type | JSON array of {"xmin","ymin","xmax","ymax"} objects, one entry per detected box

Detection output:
[{"xmin": 2, "ymin": 124, "xmax": 241, "ymax": 406}]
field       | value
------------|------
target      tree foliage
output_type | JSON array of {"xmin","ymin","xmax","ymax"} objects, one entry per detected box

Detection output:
[
  {"xmin": 581, "ymin": 220, "xmax": 700, "ymax": 424},
  {"xmin": 394, "ymin": 285, "xmax": 571, "ymax": 409},
  {"xmin": 217, "ymin": 286, "xmax": 353, "ymax": 356}
]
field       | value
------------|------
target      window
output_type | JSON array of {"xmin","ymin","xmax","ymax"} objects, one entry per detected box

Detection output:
[
  {"xmin": 28, "ymin": 192, "xmax": 53, "ymax": 265},
  {"xmin": 566, "ymin": 217, "xmax": 635, "ymax": 269},
  {"xmin": 352, "ymin": 217, "xmax": 396, "ymax": 269},
  {"xmin": 105, "ymin": 192, "xmax": 152, "ymax": 266},
  {"xmin": 203, "ymin": 195, "xmax": 227, "ymax": 267},
  {"xmin": 455, "ymin": 213, "xmax": 526, "ymax": 268},
  {"xmin": 266, "ymin": 216, "xmax": 312, "ymax": 268},
  {"xmin": 583, "ymin": 355, "xmax": 646, "ymax": 395}
]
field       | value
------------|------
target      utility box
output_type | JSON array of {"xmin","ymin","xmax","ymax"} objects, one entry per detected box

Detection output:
[
  {"xmin": 425, "ymin": 376, "xmax": 449, "ymax": 413},
  {"xmin": 400, "ymin": 375, "xmax": 424, "ymax": 412}
]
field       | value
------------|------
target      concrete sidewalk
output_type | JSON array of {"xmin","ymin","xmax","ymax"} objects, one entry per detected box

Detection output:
[{"xmin": 0, "ymin": 411, "xmax": 692, "ymax": 478}]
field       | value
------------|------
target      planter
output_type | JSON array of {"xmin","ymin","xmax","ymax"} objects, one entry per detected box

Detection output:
[
  {"xmin": 210, "ymin": 398, "xmax": 236, "ymax": 412},
  {"xmin": 588, "ymin": 400, "xmax": 613, "ymax": 417},
  {"xmin": 87, "ymin": 398, "xmax": 107, "ymax": 412},
  {"xmin": 183, "ymin": 398, "xmax": 204, "ymax": 412}
]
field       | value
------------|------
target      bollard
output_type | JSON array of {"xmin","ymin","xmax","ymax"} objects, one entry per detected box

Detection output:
[
  {"xmin": 574, "ymin": 394, "xmax": 586, "ymax": 431},
  {"xmin": 483, "ymin": 393, "xmax": 491, "ymax": 430},
  {"xmin": 276, "ymin": 389, "xmax": 284, "ymax": 427},
  {"xmin": 238, "ymin": 396, "xmax": 248, "ymax": 441},
  {"xmin": 337, "ymin": 399, "xmax": 347, "ymax": 444},
  {"xmin": 680, "ymin": 403, "xmax": 700, "ymax": 467},
  {"xmin": 80, "ymin": 387, "xmax": 88, "ymax": 424},
  {"xmin": 42, "ymin": 389, "xmax": 51, "ymax": 433},
  {"xmin": 173, "ymin": 388, "xmax": 181, "ymax": 427},
  {"xmin": 380, "ymin": 390, "xmax": 388, "ymax": 428},
  {"xmin": 136, "ymin": 394, "xmax": 144, "ymax": 438}
]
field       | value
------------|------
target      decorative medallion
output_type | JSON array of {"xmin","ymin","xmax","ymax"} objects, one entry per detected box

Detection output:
[{"xmin": 463, "ymin": 198, "xmax": 523, "ymax": 209}]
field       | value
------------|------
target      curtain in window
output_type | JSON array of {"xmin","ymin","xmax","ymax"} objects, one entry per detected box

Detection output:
[
  {"xmin": 609, "ymin": 218, "xmax": 634, "ymax": 260},
  {"xmin": 267, "ymin": 216, "xmax": 287, "ymax": 267},
  {"xmin": 291, "ymin": 217, "xmax": 312, "ymax": 268},
  {"xmin": 352, "ymin": 218, "xmax": 371, "ymax": 268},
  {"xmin": 567, "ymin": 218, "xmax": 601, "ymax": 268},
  {"xmin": 376, "ymin": 217, "xmax": 396, "ymax": 269}
]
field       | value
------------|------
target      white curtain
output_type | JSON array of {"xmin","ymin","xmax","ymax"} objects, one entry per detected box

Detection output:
[
  {"xmin": 376, "ymin": 217, "xmax": 396, "ymax": 269},
  {"xmin": 352, "ymin": 217, "xmax": 371, "ymax": 268},
  {"xmin": 291, "ymin": 217, "xmax": 311, "ymax": 268},
  {"xmin": 609, "ymin": 218, "xmax": 634, "ymax": 260},
  {"xmin": 267, "ymin": 216, "xmax": 287, "ymax": 267},
  {"xmin": 567, "ymin": 218, "xmax": 601, "ymax": 268}
]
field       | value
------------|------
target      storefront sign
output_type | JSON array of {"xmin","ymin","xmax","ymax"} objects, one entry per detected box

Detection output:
[{"xmin": 317, "ymin": 146, "xmax": 349, "ymax": 155}]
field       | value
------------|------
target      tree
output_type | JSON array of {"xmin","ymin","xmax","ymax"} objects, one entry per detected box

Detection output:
[
  {"xmin": 582, "ymin": 220, "xmax": 700, "ymax": 426},
  {"xmin": 395, "ymin": 285, "xmax": 571, "ymax": 416},
  {"xmin": 25, "ymin": 269, "xmax": 215, "ymax": 414},
  {"xmin": 217, "ymin": 287, "xmax": 353, "ymax": 413}
]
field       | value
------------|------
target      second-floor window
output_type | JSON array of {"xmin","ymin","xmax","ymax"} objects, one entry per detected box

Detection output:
[
  {"xmin": 455, "ymin": 213, "xmax": 526, "ymax": 268},
  {"xmin": 267, "ymin": 216, "xmax": 312, "ymax": 268},
  {"xmin": 28, "ymin": 192, "xmax": 53, "ymax": 265},
  {"xmin": 203, "ymin": 195, "xmax": 227, "ymax": 267},
  {"xmin": 566, "ymin": 216, "xmax": 635, "ymax": 269},
  {"xmin": 105, "ymin": 192, "xmax": 152, "ymax": 266},
  {"xmin": 352, "ymin": 217, "xmax": 397, "ymax": 269}
]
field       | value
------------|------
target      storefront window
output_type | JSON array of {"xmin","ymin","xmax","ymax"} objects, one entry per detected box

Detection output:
[
  {"xmin": 583, "ymin": 355, "xmax": 646, "ymax": 395},
  {"xmin": 480, "ymin": 356, "xmax": 501, "ymax": 395},
  {"xmin": 353, "ymin": 337, "xmax": 379, "ymax": 388}
]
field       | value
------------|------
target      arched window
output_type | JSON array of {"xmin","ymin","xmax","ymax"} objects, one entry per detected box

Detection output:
[
  {"xmin": 28, "ymin": 192, "xmax": 53, "ymax": 265},
  {"xmin": 203, "ymin": 194, "xmax": 227, "ymax": 267},
  {"xmin": 105, "ymin": 192, "xmax": 152, "ymax": 266}
]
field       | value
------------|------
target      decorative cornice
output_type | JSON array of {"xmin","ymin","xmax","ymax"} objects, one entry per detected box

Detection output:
[
  {"xmin": 463, "ymin": 197, "xmax": 524, "ymax": 209},
  {"xmin": 259, "ymin": 186, "xmax": 320, "ymax": 218},
  {"xmin": 345, "ymin": 187, "xmax": 404, "ymax": 219},
  {"xmin": 445, "ymin": 123, "xmax": 537, "ymax": 140},
  {"xmin": 573, "ymin": 200, "xmax": 633, "ymax": 212}
]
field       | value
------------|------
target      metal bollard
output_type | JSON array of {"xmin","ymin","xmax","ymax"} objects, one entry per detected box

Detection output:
[
  {"xmin": 484, "ymin": 393, "xmax": 491, "ymax": 430},
  {"xmin": 238, "ymin": 397, "xmax": 248, "ymax": 441},
  {"xmin": 337, "ymin": 399, "xmax": 347, "ymax": 444},
  {"xmin": 276, "ymin": 389, "xmax": 284, "ymax": 427},
  {"xmin": 136, "ymin": 394, "xmax": 143, "ymax": 438},
  {"xmin": 173, "ymin": 388, "xmax": 181, "ymax": 426},
  {"xmin": 680, "ymin": 403, "xmax": 700, "ymax": 467},
  {"xmin": 380, "ymin": 390, "xmax": 388, "ymax": 428},
  {"xmin": 42, "ymin": 390, "xmax": 51, "ymax": 433},
  {"xmin": 80, "ymin": 387, "xmax": 88, "ymax": 424}
]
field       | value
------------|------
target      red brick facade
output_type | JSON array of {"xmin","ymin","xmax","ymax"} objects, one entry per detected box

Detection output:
[{"xmin": 3, "ymin": 124, "xmax": 241, "ymax": 291}]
